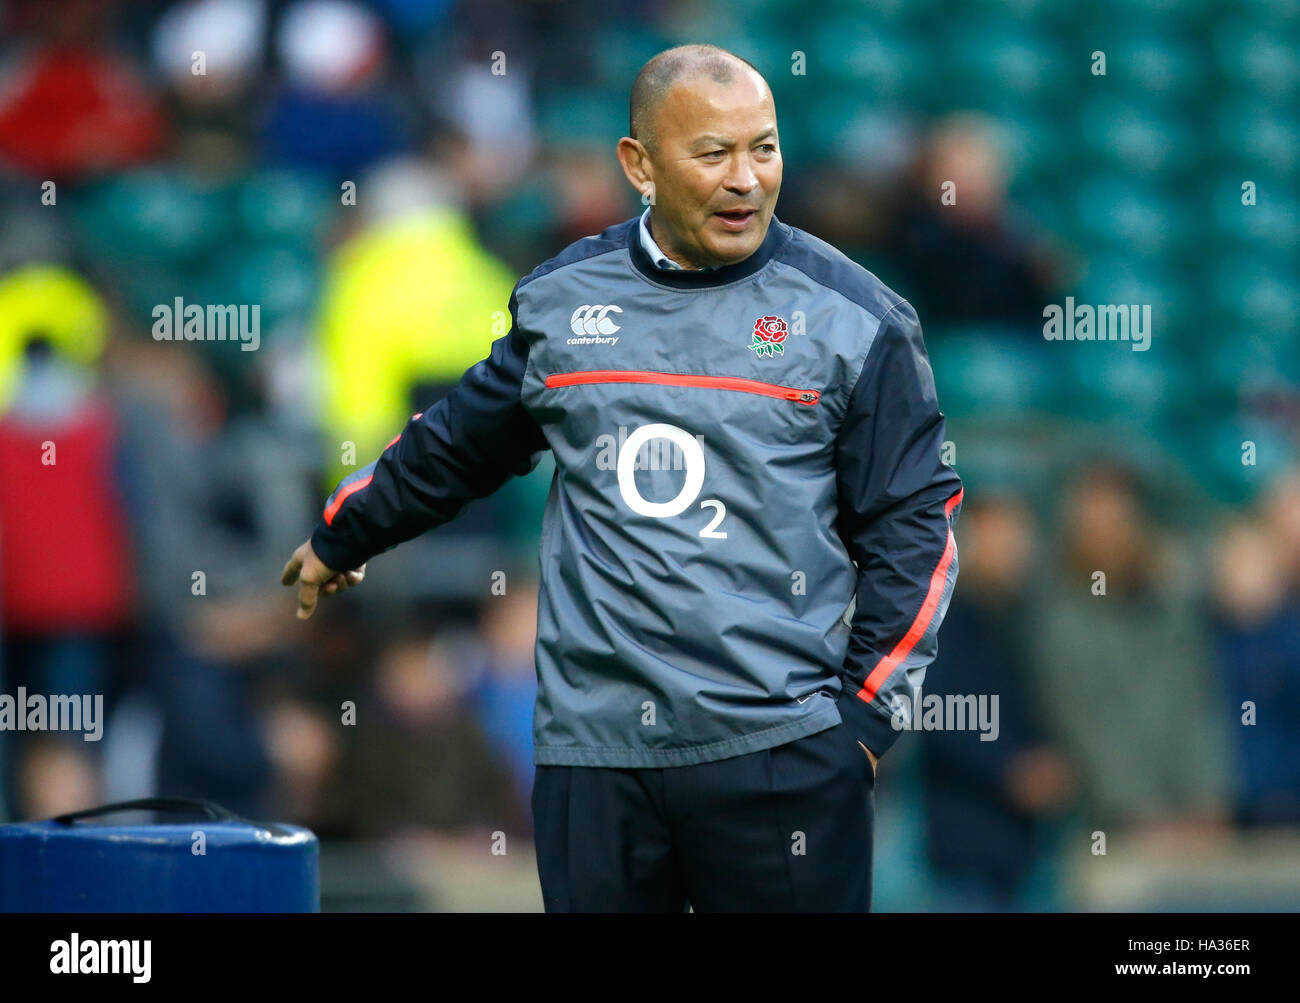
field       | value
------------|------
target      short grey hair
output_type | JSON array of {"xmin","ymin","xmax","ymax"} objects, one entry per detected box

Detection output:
[{"xmin": 629, "ymin": 44, "xmax": 765, "ymax": 152}]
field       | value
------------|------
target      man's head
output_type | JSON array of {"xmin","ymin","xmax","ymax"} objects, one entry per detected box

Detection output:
[{"xmin": 617, "ymin": 44, "xmax": 781, "ymax": 269}]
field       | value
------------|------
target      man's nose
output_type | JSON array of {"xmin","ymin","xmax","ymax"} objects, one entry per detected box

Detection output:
[{"xmin": 724, "ymin": 154, "xmax": 759, "ymax": 194}]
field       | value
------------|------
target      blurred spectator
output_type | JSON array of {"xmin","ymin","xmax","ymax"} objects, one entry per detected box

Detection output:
[
  {"xmin": 457, "ymin": 580, "xmax": 540, "ymax": 822},
  {"xmin": 264, "ymin": 694, "xmax": 341, "ymax": 823},
  {"xmin": 106, "ymin": 333, "xmax": 320, "ymax": 818},
  {"xmin": 883, "ymin": 112, "xmax": 1058, "ymax": 330},
  {"xmin": 920, "ymin": 493, "xmax": 1075, "ymax": 911},
  {"xmin": 544, "ymin": 146, "xmax": 628, "ymax": 248},
  {"xmin": 150, "ymin": 0, "xmax": 267, "ymax": 170},
  {"xmin": 1029, "ymin": 463, "xmax": 1233, "ymax": 841},
  {"xmin": 1258, "ymin": 470, "xmax": 1300, "ymax": 593},
  {"xmin": 259, "ymin": 0, "xmax": 416, "ymax": 176},
  {"xmin": 1210, "ymin": 514, "xmax": 1300, "ymax": 826},
  {"xmin": 315, "ymin": 158, "xmax": 514, "ymax": 487},
  {"xmin": 785, "ymin": 161, "xmax": 896, "ymax": 270},
  {"xmin": 416, "ymin": 44, "xmax": 538, "ymax": 207},
  {"xmin": 0, "ymin": 266, "xmax": 134, "ymax": 818},
  {"xmin": 0, "ymin": 0, "xmax": 165, "ymax": 180},
  {"xmin": 327, "ymin": 627, "xmax": 525, "ymax": 838}
]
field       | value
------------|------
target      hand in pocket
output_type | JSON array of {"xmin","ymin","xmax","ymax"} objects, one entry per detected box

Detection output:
[{"xmin": 857, "ymin": 740, "xmax": 878, "ymax": 779}]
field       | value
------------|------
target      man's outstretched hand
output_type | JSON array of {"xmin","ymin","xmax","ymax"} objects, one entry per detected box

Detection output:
[{"xmin": 280, "ymin": 540, "xmax": 366, "ymax": 620}]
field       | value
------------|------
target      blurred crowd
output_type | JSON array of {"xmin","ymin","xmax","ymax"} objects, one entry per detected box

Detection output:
[{"xmin": 0, "ymin": 0, "xmax": 1296, "ymax": 910}]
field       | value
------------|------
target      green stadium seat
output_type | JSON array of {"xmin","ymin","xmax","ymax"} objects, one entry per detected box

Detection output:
[
  {"xmin": 204, "ymin": 243, "xmax": 320, "ymax": 333},
  {"xmin": 928, "ymin": 329, "xmax": 1063, "ymax": 418},
  {"xmin": 1087, "ymin": 246, "xmax": 1194, "ymax": 310},
  {"xmin": 536, "ymin": 90, "xmax": 626, "ymax": 147},
  {"xmin": 1213, "ymin": 257, "xmax": 1300, "ymax": 336},
  {"xmin": 1061, "ymin": 333, "xmax": 1191, "ymax": 424},
  {"xmin": 1079, "ymin": 98, "xmax": 1198, "ymax": 179},
  {"xmin": 943, "ymin": 23, "xmax": 1070, "ymax": 109},
  {"xmin": 1084, "ymin": 0, "xmax": 1217, "ymax": 36},
  {"xmin": 1072, "ymin": 175, "xmax": 1195, "ymax": 258},
  {"xmin": 590, "ymin": 23, "xmax": 674, "ymax": 88},
  {"xmin": 1105, "ymin": 36, "xmax": 1204, "ymax": 107},
  {"xmin": 994, "ymin": 111, "xmax": 1069, "ymax": 187},
  {"xmin": 1206, "ymin": 326, "xmax": 1300, "ymax": 395},
  {"xmin": 74, "ymin": 170, "xmax": 235, "ymax": 266},
  {"xmin": 801, "ymin": 93, "xmax": 913, "ymax": 172},
  {"xmin": 1202, "ymin": 417, "xmax": 1297, "ymax": 504},
  {"xmin": 117, "ymin": 266, "xmax": 207, "ymax": 333},
  {"xmin": 1214, "ymin": 98, "xmax": 1300, "ymax": 176},
  {"xmin": 1214, "ymin": 19, "xmax": 1300, "ymax": 98},
  {"xmin": 1211, "ymin": 175, "xmax": 1300, "ymax": 260},
  {"xmin": 811, "ymin": 16, "xmax": 924, "ymax": 106},
  {"xmin": 235, "ymin": 169, "xmax": 335, "ymax": 247}
]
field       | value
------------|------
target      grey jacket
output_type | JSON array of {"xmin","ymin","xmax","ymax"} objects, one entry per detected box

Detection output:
[{"xmin": 311, "ymin": 212, "xmax": 963, "ymax": 767}]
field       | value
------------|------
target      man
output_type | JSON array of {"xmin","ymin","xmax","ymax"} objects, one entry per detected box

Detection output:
[{"xmin": 281, "ymin": 44, "xmax": 963, "ymax": 911}]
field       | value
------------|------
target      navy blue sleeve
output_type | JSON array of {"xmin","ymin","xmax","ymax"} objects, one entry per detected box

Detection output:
[
  {"xmin": 309, "ymin": 286, "xmax": 548, "ymax": 571},
  {"xmin": 833, "ymin": 299, "xmax": 964, "ymax": 759}
]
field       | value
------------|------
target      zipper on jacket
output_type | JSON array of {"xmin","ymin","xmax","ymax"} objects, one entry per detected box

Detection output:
[{"xmin": 545, "ymin": 369, "xmax": 821, "ymax": 405}]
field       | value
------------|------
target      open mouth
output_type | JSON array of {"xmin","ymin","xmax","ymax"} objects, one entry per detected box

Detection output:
[{"xmin": 713, "ymin": 208, "xmax": 757, "ymax": 230}]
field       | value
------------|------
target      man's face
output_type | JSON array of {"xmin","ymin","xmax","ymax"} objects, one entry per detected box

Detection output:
[{"xmin": 642, "ymin": 70, "xmax": 782, "ymax": 267}]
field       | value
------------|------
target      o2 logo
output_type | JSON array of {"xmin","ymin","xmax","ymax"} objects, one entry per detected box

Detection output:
[{"xmin": 615, "ymin": 423, "xmax": 727, "ymax": 538}]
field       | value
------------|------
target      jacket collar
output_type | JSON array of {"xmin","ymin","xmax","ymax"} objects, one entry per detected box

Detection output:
[
  {"xmin": 637, "ymin": 207, "xmax": 710, "ymax": 271},
  {"xmin": 626, "ymin": 211, "xmax": 790, "ymax": 288}
]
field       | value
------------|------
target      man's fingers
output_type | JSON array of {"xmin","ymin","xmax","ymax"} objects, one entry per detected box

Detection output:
[
  {"xmin": 328, "ymin": 569, "xmax": 365, "ymax": 592},
  {"xmin": 284, "ymin": 545, "xmax": 361, "ymax": 620},
  {"xmin": 327, "ymin": 569, "xmax": 363, "ymax": 593},
  {"xmin": 280, "ymin": 555, "xmax": 302, "ymax": 586},
  {"xmin": 296, "ymin": 580, "xmax": 320, "ymax": 620}
]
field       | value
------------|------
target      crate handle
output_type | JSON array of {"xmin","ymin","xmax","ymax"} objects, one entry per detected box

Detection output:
[{"xmin": 52, "ymin": 798, "xmax": 241, "ymax": 825}]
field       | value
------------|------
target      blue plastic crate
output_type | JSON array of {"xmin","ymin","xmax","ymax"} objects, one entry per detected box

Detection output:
[{"xmin": 0, "ymin": 799, "xmax": 319, "ymax": 912}]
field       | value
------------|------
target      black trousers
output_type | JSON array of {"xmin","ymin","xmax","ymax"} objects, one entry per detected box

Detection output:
[{"xmin": 532, "ymin": 722, "xmax": 875, "ymax": 912}]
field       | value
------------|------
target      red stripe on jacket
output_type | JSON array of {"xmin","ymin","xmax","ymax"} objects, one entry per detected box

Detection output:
[
  {"xmin": 854, "ymin": 486, "xmax": 964, "ymax": 704},
  {"xmin": 322, "ymin": 413, "xmax": 424, "ymax": 526},
  {"xmin": 323, "ymin": 475, "xmax": 372, "ymax": 526}
]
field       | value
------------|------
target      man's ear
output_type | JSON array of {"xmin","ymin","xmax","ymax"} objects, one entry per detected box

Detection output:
[{"xmin": 616, "ymin": 137, "xmax": 654, "ymax": 202}]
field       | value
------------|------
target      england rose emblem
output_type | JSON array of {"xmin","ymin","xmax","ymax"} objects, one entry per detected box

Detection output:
[{"xmin": 749, "ymin": 315, "xmax": 788, "ymax": 357}]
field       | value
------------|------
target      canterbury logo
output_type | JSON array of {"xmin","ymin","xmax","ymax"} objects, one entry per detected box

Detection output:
[{"xmin": 570, "ymin": 304, "xmax": 623, "ymax": 336}]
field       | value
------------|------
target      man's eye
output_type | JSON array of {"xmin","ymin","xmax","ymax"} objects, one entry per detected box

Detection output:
[
  {"xmin": 703, "ymin": 150, "xmax": 725, "ymax": 158},
  {"xmin": 757, "ymin": 144, "xmax": 777, "ymax": 154}
]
